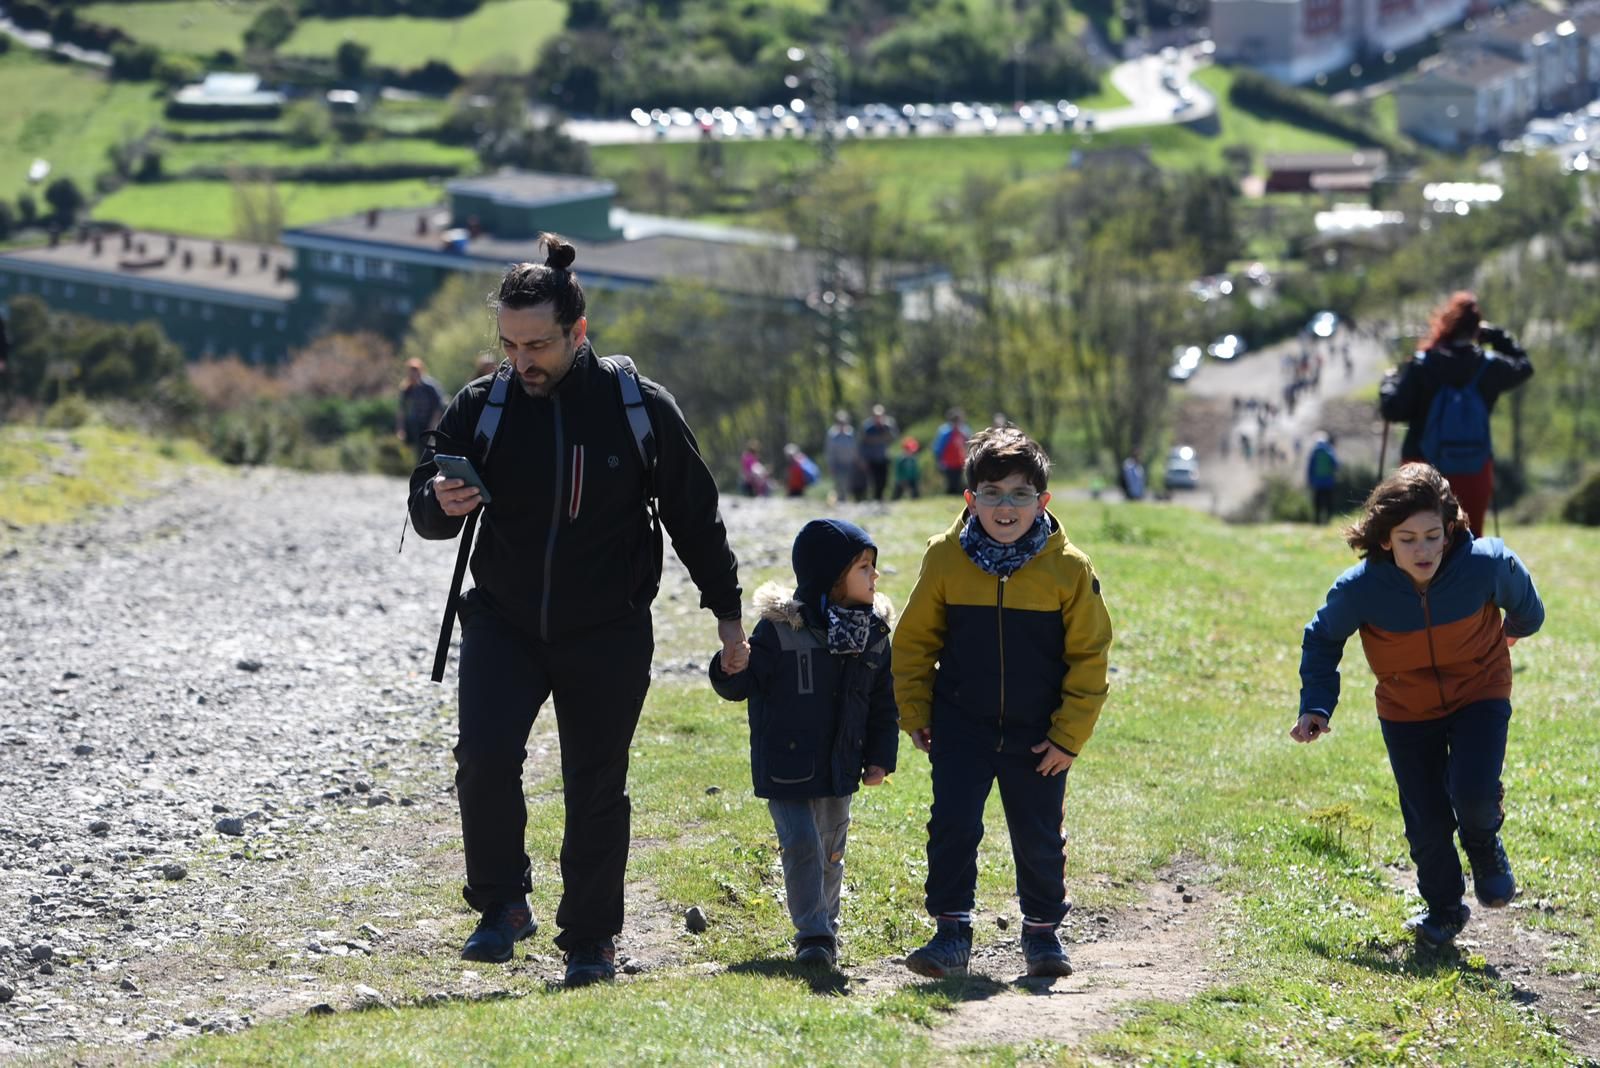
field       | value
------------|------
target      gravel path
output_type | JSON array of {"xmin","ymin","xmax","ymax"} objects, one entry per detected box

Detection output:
[{"xmin": 0, "ymin": 467, "xmax": 782, "ymax": 1059}]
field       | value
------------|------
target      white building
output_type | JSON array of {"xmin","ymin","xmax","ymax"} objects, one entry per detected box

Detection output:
[{"xmin": 1211, "ymin": 0, "xmax": 1470, "ymax": 83}]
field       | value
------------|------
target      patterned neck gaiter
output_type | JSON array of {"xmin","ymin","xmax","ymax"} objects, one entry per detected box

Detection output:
[
  {"xmin": 825, "ymin": 602, "xmax": 874, "ymax": 655},
  {"xmin": 959, "ymin": 512, "xmax": 1050, "ymax": 577}
]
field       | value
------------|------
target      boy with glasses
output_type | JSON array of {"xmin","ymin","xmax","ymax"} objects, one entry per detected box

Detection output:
[{"xmin": 893, "ymin": 426, "xmax": 1114, "ymax": 978}]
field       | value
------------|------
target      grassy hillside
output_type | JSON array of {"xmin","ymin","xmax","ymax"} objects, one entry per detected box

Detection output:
[
  {"xmin": 79, "ymin": 0, "xmax": 269, "ymax": 56},
  {"xmin": 166, "ymin": 496, "xmax": 1597, "ymax": 1064},
  {"xmin": 92, "ymin": 177, "xmax": 447, "ymax": 237},
  {"xmin": 0, "ymin": 424, "xmax": 217, "ymax": 531},
  {"xmin": 281, "ymin": 0, "xmax": 569, "ymax": 73},
  {"xmin": 0, "ymin": 50, "xmax": 164, "ymax": 204}
]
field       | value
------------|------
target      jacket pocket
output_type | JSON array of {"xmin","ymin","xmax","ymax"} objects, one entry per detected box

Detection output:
[{"xmin": 764, "ymin": 729, "xmax": 816, "ymax": 785}]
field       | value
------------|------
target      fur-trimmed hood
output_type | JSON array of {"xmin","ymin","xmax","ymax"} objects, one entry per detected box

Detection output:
[{"xmin": 752, "ymin": 580, "xmax": 895, "ymax": 629}]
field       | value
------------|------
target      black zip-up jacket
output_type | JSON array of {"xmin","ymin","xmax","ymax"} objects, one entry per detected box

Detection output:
[
  {"xmin": 1379, "ymin": 331, "xmax": 1533, "ymax": 462},
  {"xmin": 407, "ymin": 342, "xmax": 742, "ymax": 641}
]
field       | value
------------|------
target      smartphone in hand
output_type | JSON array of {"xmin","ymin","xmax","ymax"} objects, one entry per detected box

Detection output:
[{"xmin": 433, "ymin": 454, "xmax": 492, "ymax": 504}]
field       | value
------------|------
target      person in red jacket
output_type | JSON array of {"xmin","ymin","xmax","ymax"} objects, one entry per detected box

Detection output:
[{"xmin": 1379, "ymin": 292, "xmax": 1533, "ymax": 535}]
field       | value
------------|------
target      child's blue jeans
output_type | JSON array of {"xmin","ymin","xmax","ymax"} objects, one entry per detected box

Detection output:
[
  {"xmin": 923, "ymin": 730, "xmax": 1071, "ymax": 926},
  {"xmin": 768, "ymin": 795, "xmax": 853, "ymax": 942},
  {"xmin": 1379, "ymin": 698, "xmax": 1511, "ymax": 912}
]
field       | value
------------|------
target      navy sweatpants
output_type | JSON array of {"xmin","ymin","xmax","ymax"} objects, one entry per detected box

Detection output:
[
  {"xmin": 454, "ymin": 603, "xmax": 653, "ymax": 951},
  {"xmin": 923, "ymin": 729, "xmax": 1071, "ymax": 926},
  {"xmin": 1379, "ymin": 698, "xmax": 1511, "ymax": 912}
]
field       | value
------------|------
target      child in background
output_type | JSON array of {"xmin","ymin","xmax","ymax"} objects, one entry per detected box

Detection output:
[
  {"xmin": 893, "ymin": 426, "xmax": 1113, "ymax": 978},
  {"xmin": 893, "ymin": 436, "xmax": 922, "ymax": 500},
  {"xmin": 710, "ymin": 519, "xmax": 900, "ymax": 968},
  {"xmin": 1295, "ymin": 463, "xmax": 1544, "ymax": 946}
]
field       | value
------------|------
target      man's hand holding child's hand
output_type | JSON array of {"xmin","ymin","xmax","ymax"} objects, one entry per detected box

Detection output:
[
  {"xmin": 717, "ymin": 617, "xmax": 750, "ymax": 674},
  {"xmin": 911, "ymin": 727, "xmax": 932, "ymax": 754},
  {"xmin": 862, "ymin": 765, "xmax": 888, "ymax": 786},
  {"xmin": 1031, "ymin": 739, "xmax": 1073, "ymax": 776}
]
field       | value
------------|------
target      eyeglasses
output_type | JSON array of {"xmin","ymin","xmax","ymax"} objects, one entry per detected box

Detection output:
[{"xmin": 972, "ymin": 488, "xmax": 1041, "ymax": 508}]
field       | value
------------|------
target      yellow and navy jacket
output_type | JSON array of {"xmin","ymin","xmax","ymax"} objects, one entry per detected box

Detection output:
[
  {"xmin": 892, "ymin": 510, "xmax": 1113, "ymax": 755},
  {"xmin": 1299, "ymin": 530, "xmax": 1543, "ymax": 722}
]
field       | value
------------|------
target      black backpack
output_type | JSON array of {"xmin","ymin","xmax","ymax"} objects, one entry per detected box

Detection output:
[{"xmin": 427, "ymin": 354, "xmax": 660, "ymax": 682}]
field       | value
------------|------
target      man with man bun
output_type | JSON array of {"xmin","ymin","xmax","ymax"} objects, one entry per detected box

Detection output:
[{"xmin": 407, "ymin": 234, "xmax": 748, "ymax": 986}]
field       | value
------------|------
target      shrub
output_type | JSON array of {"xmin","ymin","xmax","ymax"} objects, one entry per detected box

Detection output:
[
  {"xmin": 243, "ymin": 4, "xmax": 298, "ymax": 52},
  {"xmin": 42, "ymin": 394, "xmax": 95, "ymax": 429},
  {"xmin": 279, "ymin": 331, "xmax": 398, "ymax": 400},
  {"xmin": 187, "ymin": 355, "xmax": 283, "ymax": 415},
  {"xmin": 1562, "ymin": 470, "xmax": 1600, "ymax": 526},
  {"xmin": 153, "ymin": 52, "xmax": 204, "ymax": 87},
  {"xmin": 110, "ymin": 41, "xmax": 160, "ymax": 81}
]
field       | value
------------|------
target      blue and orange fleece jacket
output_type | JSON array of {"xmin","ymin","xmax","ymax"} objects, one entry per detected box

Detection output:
[
  {"xmin": 1299, "ymin": 530, "xmax": 1544, "ymax": 723},
  {"xmin": 892, "ymin": 510, "xmax": 1113, "ymax": 755}
]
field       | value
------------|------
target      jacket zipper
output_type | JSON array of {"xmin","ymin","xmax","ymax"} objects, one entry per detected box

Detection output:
[
  {"xmin": 1419, "ymin": 589, "xmax": 1447, "ymax": 712},
  {"xmin": 539, "ymin": 395, "xmax": 565, "ymax": 641},
  {"xmin": 996, "ymin": 574, "xmax": 1008, "ymax": 751}
]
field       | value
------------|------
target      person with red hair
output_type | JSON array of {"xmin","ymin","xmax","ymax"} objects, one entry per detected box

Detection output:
[{"xmin": 1379, "ymin": 292, "xmax": 1533, "ymax": 535}]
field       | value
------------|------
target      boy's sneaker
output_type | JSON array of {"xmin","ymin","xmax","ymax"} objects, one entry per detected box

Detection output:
[
  {"xmin": 1405, "ymin": 903, "xmax": 1471, "ymax": 948},
  {"xmin": 564, "ymin": 939, "xmax": 617, "ymax": 987},
  {"xmin": 1021, "ymin": 924, "xmax": 1073, "ymax": 978},
  {"xmin": 795, "ymin": 935, "xmax": 837, "ymax": 969},
  {"xmin": 460, "ymin": 900, "xmax": 537, "ymax": 963},
  {"xmin": 1466, "ymin": 838, "xmax": 1517, "ymax": 908},
  {"xmin": 905, "ymin": 918, "xmax": 972, "ymax": 979}
]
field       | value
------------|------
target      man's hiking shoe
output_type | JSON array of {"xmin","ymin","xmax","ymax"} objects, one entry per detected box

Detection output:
[
  {"xmin": 795, "ymin": 935, "xmax": 837, "ymax": 969},
  {"xmin": 460, "ymin": 900, "xmax": 537, "ymax": 963},
  {"xmin": 564, "ymin": 939, "xmax": 617, "ymax": 987},
  {"xmin": 1406, "ymin": 903, "xmax": 1471, "ymax": 948},
  {"xmin": 1466, "ymin": 838, "xmax": 1518, "ymax": 908},
  {"xmin": 1021, "ymin": 925, "xmax": 1073, "ymax": 978},
  {"xmin": 905, "ymin": 918, "xmax": 972, "ymax": 979}
]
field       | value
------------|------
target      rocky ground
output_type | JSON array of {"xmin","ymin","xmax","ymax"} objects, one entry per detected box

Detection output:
[{"xmin": 0, "ymin": 467, "xmax": 1592, "ymax": 1065}]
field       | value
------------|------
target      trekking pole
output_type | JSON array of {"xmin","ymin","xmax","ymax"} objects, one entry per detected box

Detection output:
[
  {"xmin": 1490, "ymin": 461, "xmax": 1501, "ymax": 538},
  {"xmin": 1378, "ymin": 421, "xmax": 1390, "ymax": 474}
]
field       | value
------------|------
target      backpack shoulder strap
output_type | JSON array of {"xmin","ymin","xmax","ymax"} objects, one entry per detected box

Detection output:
[
  {"xmin": 472, "ymin": 359, "xmax": 516, "ymax": 465},
  {"xmin": 599, "ymin": 354, "xmax": 659, "ymax": 483}
]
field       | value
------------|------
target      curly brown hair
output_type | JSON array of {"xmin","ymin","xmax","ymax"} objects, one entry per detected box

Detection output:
[
  {"xmin": 964, "ymin": 425, "xmax": 1051, "ymax": 492},
  {"xmin": 1343, "ymin": 463, "xmax": 1469, "ymax": 560},
  {"xmin": 1423, "ymin": 290, "xmax": 1481, "ymax": 351}
]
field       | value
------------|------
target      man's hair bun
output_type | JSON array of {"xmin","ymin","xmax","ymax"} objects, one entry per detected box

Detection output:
[{"xmin": 543, "ymin": 236, "xmax": 577, "ymax": 271}]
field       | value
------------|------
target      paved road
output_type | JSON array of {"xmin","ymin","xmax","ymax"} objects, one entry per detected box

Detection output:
[{"xmin": 1170, "ymin": 325, "xmax": 1395, "ymax": 517}]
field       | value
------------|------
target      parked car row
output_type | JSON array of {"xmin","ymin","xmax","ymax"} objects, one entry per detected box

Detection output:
[
  {"xmin": 627, "ymin": 98, "xmax": 1095, "ymax": 140},
  {"xmin": 1167, "ymin": 333, "xmax": 1248, "ymax": 382}
]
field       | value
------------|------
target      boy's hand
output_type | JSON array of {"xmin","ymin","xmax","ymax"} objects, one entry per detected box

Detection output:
[
  {"xmin": 1290, "ymin": 713, "xmax": 1331, "ymax": 743},
  {"xmin": 1031, "ymin": 739, "xmax": 1074, "ymax": 776},
  {"xmin": 910, "ymin": 727, "xmax": 932, "ymax": 754},
  {"xmin": 717, "ymin": 618, "xmax": 750, "ymax": 674},
  {"xmin": 862, "ymin": 765, "xmax": 887, "ymax": 786}
]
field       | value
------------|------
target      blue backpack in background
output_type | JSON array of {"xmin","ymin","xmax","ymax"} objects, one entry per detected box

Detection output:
[{"xmin": 1419, "ymin": 356, "xmax": 1492, "ymax": 475}]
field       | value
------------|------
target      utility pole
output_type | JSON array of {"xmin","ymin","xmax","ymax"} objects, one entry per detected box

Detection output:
[{"xmin": 796, "ymin": 44, "xmax": 848, "ymax": 413}]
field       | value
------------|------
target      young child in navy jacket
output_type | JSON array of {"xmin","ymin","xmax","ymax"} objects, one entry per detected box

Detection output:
[
  {"xmin": 1295, "ymin": 463, "xmax": 1544, "ymax": 947},
  {"xmin": 710, "ymin": 519, "xmax": 899, "ymax": 968}
]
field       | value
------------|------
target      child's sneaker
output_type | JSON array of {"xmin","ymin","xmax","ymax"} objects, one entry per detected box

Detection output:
[
  {"xmin": 1465, "ymin": 838, "xmax": 1517, "ymax": 908},
  {"xmin": 905, "ymin": 917, "xmax": 972, "ymax": 978},
  {"xmin": 1021, "ymin": 924, "xmax": 1073, "ymax": 977},
  {"xmin": 1405, "ymin": 903, "xmax": 1471, "ymax": 948},
  {"xmin": 795, "ymin": 935, "xmax": 837, "ymax": 969}
]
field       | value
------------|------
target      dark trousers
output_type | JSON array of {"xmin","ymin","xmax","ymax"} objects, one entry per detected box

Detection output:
[
  {"xmin": 1379, "ymin": 699, "xmax": 1511, "ymax": 912},
  {"xmin": 1312, "ymin": 486, "xmax": 1335, "ymax": 524},
  {"xmin": 455, "ymin": 605, "xmax": 653, "ymax": 950},
  {"xmin": 942, "ymin": 468, "xmax": 964, "ymax": 495},
  {"xmin": 924, "ymin": 729, "xmax": 1070, "ymax": 925},
  {"xmin": 866, "ymin": 459, "xmax": 890, "ymax": 501}
]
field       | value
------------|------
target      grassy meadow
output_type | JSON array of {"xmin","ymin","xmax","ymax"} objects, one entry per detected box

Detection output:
[
  {"xmin": 281, "ymin": 0, "xmax": 569, "ymax": 73},
  {"xmin": 79, "ymin": 0, "xmax": 269, "ymax": 56},
  {"xmin": 163, "ymin": 495, "xmax": 1597, "ymax": 1065},
  {"xmin": 0, "ymin": 50, "xmax": 164, "ymax": 204},
  {"xmin": 91, "ymin": 177, "xmax": 447, "ymax": 236}
]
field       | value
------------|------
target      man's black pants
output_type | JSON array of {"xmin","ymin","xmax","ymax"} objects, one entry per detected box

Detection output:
[{"xmin": 455, "ymin": 604, "xmax": 653, "ymax": 951}]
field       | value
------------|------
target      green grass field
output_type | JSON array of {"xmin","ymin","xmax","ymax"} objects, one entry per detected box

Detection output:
[
  {"xmin": 164, "ymin": 496, "xmax": 1597, "ymax": 1064},
  {"xmin": 79, "ymin": 0, "xmax": 268, "ymax": 56},
  {"xmin": 1195, "ymin": 64, "xmax": 1367, "ymax": 168},
  {"xmin": 0, "ymin": 50, "xmax": 165, "ymax": 204},
  {"xmin": 159, "ymin": 137, "xmax": 475, "ymax": 174},
  {"xmin": 91, "ymin": 177, "xmax": 446, "ymax": 236},
  {"xmin": 281, "ymin": 0, "xmax": 567, "ymax": 73}
]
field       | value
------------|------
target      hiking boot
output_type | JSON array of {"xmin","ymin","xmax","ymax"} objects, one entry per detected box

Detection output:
[
  {"xmin": 460, "ymin": 900, "xmax": 537, "ymax": 963},
  {"xmin": 564, "ymin": 939, "xmax": 617, "ymax": 987},
  {"xmin": 1466, "ymin": 838, "xmax": 1517, "ymax": 908},
  {"xmin": 1406, "ymin": 903, "xmax": 1471, "ymax": 948},
  {"xmin": 1021, "ymin": 924, "xmax": 1073, "ymax": 978},
  {"xmin": 795, "ymin": 935, "xmax": 837, "ymax": 969},
  {"xmin": 905, "ymin": 918, "xmax": 972, "ymax": 979}
]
